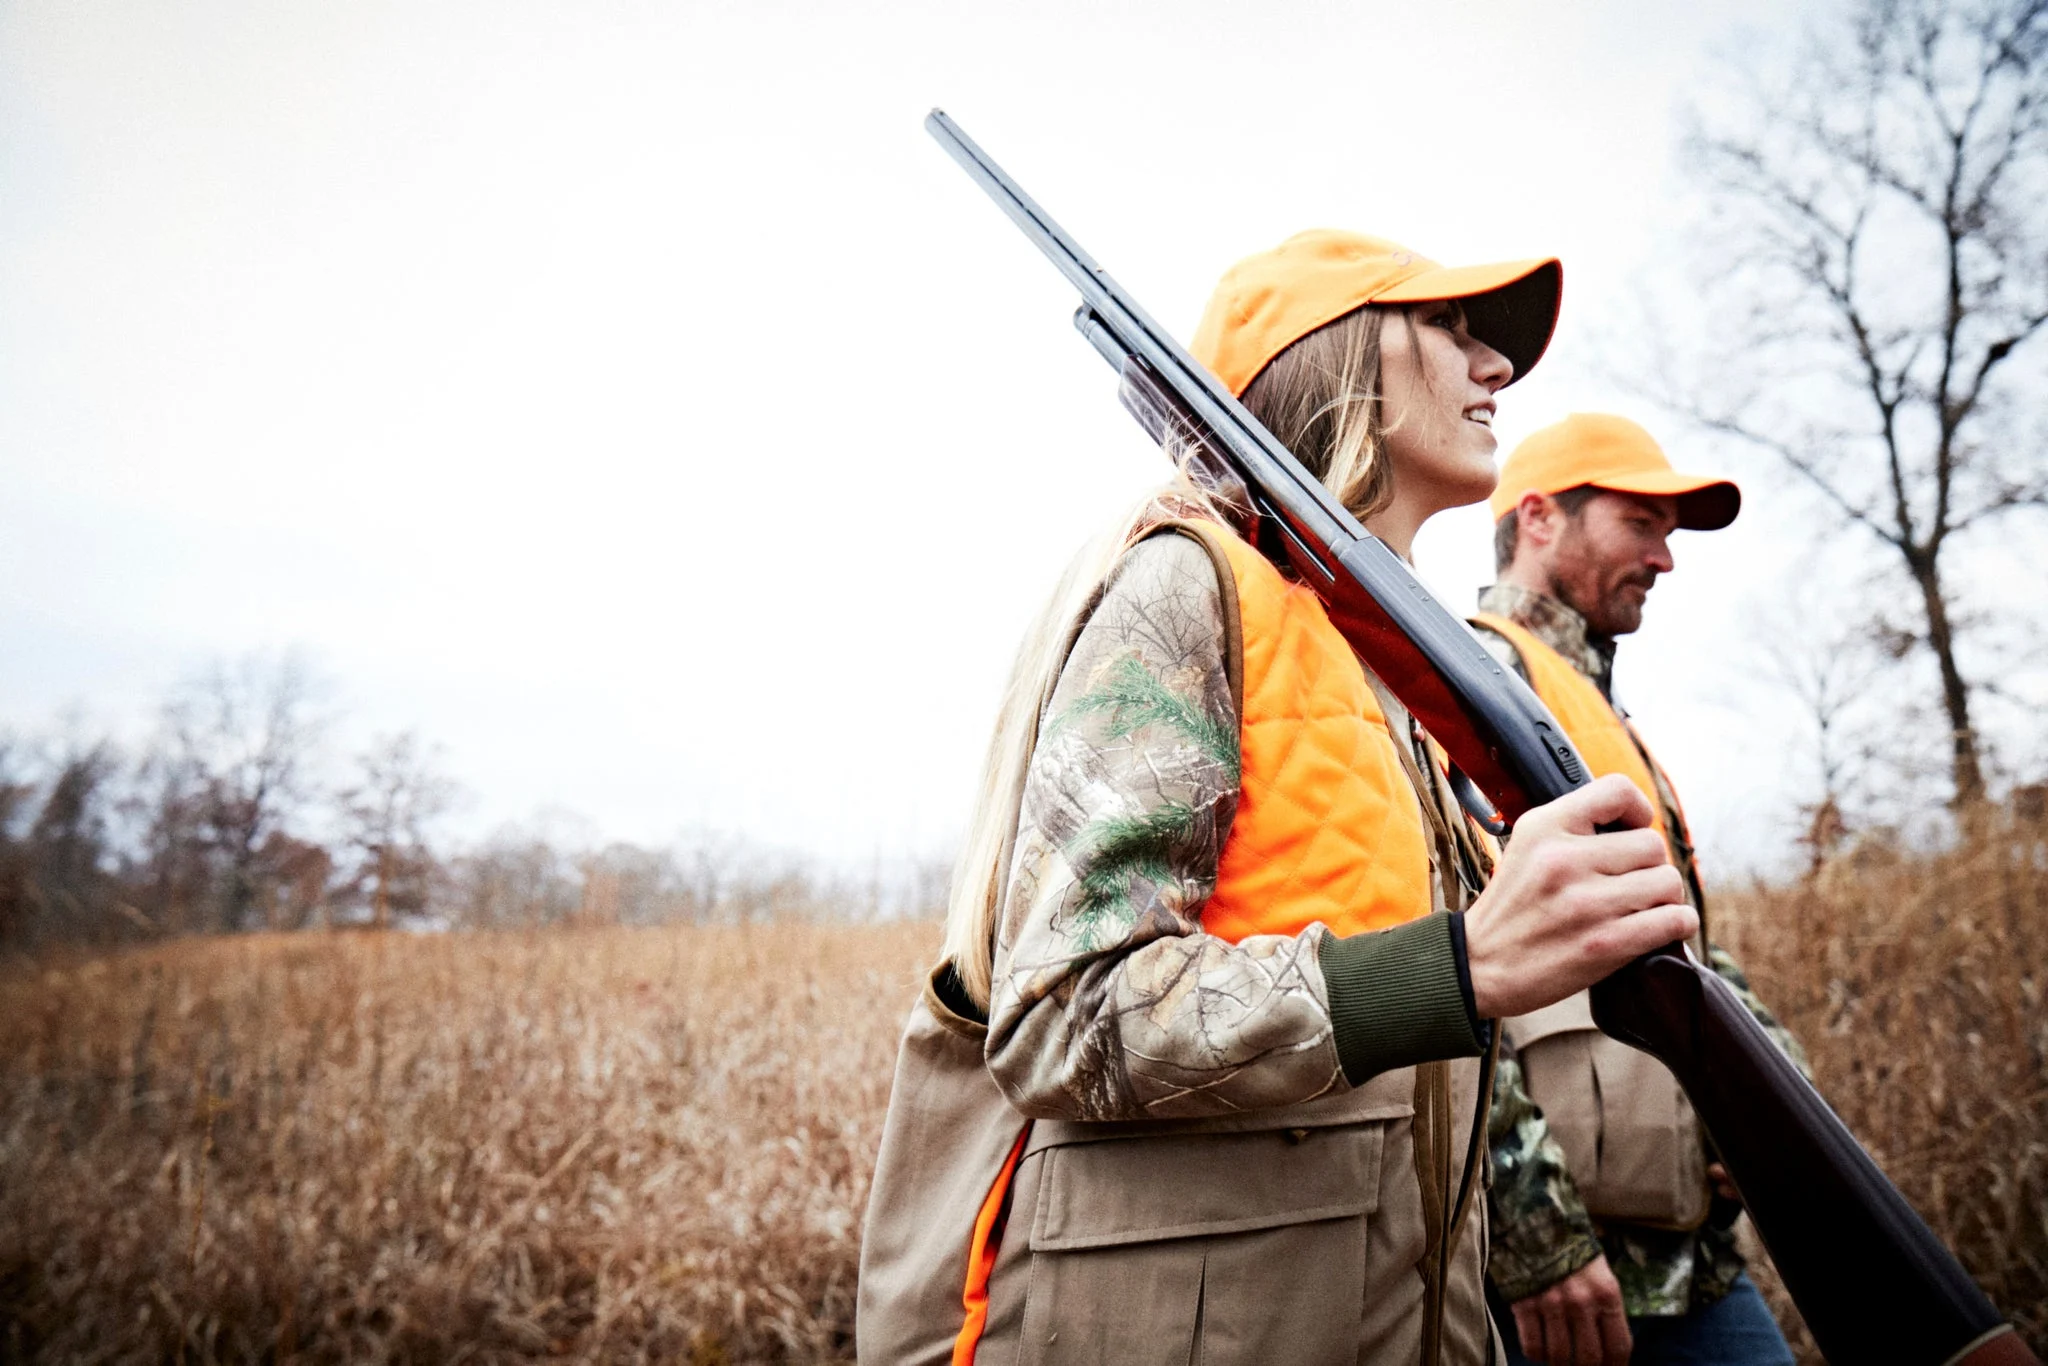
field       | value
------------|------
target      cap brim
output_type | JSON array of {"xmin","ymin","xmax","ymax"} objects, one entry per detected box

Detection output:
[
  {"xmin": 1375, "ymin": 258, "xmax": 1562, "ymax": 387},
  {"xmin": 1584, "ymin": 472, "xmax": 1742, "ymax": 531}
]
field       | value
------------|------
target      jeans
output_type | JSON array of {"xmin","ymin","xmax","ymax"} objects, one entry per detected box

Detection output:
[{"xmin": 1492, "ymin": 1273, "xmax": 1796, "ymax": 1366}]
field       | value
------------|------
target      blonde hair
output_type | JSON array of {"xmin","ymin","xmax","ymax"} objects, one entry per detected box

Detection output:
[
  {"xmin": 1241, "ymin": 305, "xmax": 1397, "ymax": 521},
  {"xmin": 940, "ymin": 305, "xmax": 1399, "ymax": 1010}
]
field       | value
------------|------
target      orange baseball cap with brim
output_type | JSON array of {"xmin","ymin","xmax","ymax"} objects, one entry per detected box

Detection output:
[
  {"xmin": 1192, "ymin": 228, "xmax": 1563, "ymax": 397},
  {"xmin": 1490, "ymin": 412, "xmax": 1741, "ymax": 530}
]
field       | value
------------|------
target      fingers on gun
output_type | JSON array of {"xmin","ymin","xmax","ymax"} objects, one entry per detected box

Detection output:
[
  {"xmin": 1587, "ymin": 896, "xmax": 1697, "ymax": 965},
  {"xmin": 1546, "ymin": 772, "xmax": 1656, "ymax": 836},
  {"xmin": 1591, "ymin": 863, "xmax": 1687, "ymax": 918},
  {"xmin": 1551, "ymin": 855, "xmax": 1692, "ymax": 965},
  {"xmin": 1579, "ymin": 825, "xmax": 1670, "ymax": 878},
  {"xmin": 1521, "ymin": 831, "xmax": 1672, "ymax": 905}
]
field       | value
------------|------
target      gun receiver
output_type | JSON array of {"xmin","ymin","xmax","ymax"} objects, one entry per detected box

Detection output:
[{"xmin": 926, "ymin": 107, "xmax": 2036, "ymax": 1365}]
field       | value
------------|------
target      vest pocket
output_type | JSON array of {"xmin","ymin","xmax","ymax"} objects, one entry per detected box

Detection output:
[
  {"xmin": 1016, "ymin": 1125, "xmax": 1385, "ymax": 1366},
  {"xmin": 1506, "ymin": 992, "xmax": 1710, "ymax": 1231}
]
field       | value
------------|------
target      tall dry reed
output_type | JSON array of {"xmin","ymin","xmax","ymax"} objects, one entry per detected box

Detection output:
[
  {"xmin": 1714, "ymin": 803, "xmax": 2048, "ymax": 1359},
  {"xmin": 0, "ymin": 922, "xmax": 937, "ymax": 1362}
]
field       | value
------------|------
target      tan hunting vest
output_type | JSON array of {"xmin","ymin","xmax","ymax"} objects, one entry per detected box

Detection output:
[{"xmin": 1472, "ymin": 611, "xmax": 1713, "ymax": 1231}]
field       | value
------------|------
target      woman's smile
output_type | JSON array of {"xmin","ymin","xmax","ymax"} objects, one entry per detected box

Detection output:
[{"xmin": 1367, "ymin": 303, "xmax": 1513, "ymax": 556}]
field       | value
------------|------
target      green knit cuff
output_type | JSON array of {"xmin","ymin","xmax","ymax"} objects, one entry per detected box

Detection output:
[{"xmin": 1319, "ymin": 917, "xmax": 1486, "ymax": 1086}]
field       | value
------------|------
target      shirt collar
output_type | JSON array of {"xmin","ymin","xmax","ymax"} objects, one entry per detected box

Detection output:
[{"xmin": 1477, "ymin": 582, "xmax": 1617, "ymax": 697}]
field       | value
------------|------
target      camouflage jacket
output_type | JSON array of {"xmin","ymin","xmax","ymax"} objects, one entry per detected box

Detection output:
[
  {"xmin": 1471, "ymin": 583, "xmax": 1810, "ymax": 1316},
  {"xmin": 984, "ymin": 529, "xmax": 1346, "ymax": 1121}
]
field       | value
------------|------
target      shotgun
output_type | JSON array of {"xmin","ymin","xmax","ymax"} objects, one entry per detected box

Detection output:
[{"xmin": 925, "ymin": 107, "xmax": 2037, "ymax": 1366}]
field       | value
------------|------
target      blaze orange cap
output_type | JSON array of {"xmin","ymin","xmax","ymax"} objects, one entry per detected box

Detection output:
[
  {"xmin": 1191, "ymin": 228, "xmax": 1562, "ymax": 397},
  {"xmin": 1490, "ymin": 413, "xmax": 1741, "ymax": 531}
]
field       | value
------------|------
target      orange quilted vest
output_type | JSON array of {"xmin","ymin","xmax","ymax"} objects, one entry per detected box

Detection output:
[
  {"xmin": 1194, "ymin": 524, "xmax": 1434, "ymax": 939},
  {"xmin": 1470, "ymin": 612, "xmax": 1692, "ymax": 849}
]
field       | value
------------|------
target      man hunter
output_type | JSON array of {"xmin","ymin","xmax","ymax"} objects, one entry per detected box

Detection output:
[{"xmin": 1473, "ymin": 413, "xmax": 1808, "ymax": 1366}]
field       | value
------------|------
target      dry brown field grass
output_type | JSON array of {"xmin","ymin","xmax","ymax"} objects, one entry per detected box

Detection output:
[
  {"xmin": 2, "ymin": 811, "xmax": 2043, "ymax": 1362},
  {"xmin": 1714, "ymin": 806, "xmax": 2048, "ymax": 1360},
  {"xmin": 0, "ymin": 920, "xmax": 939, "ymax": 1363}
]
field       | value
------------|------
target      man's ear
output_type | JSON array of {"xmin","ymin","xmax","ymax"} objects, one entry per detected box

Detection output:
[{"xmin": 1515, "ymin": 490, "xmax": 1560, "ymax": 551}]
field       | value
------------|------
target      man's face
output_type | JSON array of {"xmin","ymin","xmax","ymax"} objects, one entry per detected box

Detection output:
[{"xmin": 1545, "ymin": 491, "xmax": 1680, "ymax": 636}]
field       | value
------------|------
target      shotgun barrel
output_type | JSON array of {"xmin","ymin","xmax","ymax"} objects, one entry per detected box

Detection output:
[{"xmin": 925, "ymin": 106, "xmax": 2036, "ymax": 1366}]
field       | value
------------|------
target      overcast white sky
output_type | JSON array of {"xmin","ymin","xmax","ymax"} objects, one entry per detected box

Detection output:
[{"xmin": 5, "ymin": 0, "xmax": 1954, "ymax": 877}]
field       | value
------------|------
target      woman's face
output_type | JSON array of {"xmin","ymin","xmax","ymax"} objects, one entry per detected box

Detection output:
[{"xmin": 1376, "ymin": 301, "xmax": 1514, "ymax": 521}]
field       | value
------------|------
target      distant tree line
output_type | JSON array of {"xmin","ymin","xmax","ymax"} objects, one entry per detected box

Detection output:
[{"xmin": 1, "ymin": 655, "xmax": 945, "ymax": 950}]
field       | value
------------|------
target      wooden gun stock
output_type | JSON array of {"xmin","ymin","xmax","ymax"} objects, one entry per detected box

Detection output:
[{"xmin": 1594, "ymin": 950, "xmax": 2036, "ymax": 1364}]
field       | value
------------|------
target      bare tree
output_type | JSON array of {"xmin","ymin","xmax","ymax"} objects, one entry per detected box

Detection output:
[
  {"xmin": 128, "ymin": 738, "xmax": 211, "ymax": 935},
  {"xmin": 1749, "ymin": 588, "xmax": 1895, "ymax": 868},
  {"xmin": 163, "ymin": 653, "xmax": 326, "ymax": 931},
  {"xmin": 1679, "ymin": 0, "xmax": 2048, "ymax": 806},
  {"xmin": 579, "ymin": 843, "xmax": 691, "ymax": 926},
  {"xmin": 447, "ymin": 824, "xmax": 585, "ymax": 928},
  {"xmin": 338, "ymin": 732, "xmax": 457, "ymax": 929}
]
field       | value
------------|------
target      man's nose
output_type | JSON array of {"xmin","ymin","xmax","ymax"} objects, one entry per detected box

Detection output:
[{"xmin": 1648, "ymin": 537, "xmax": 1675, "ymax": 574}]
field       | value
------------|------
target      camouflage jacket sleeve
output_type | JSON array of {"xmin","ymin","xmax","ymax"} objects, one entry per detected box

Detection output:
[
  {"xmin": 983, "ymin": 531, "xmax": 1351, "ymax": 1122},
  {"xmin": 1485, "ymin": 1048, "xmax": 1605, "ymax": 1301}
]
